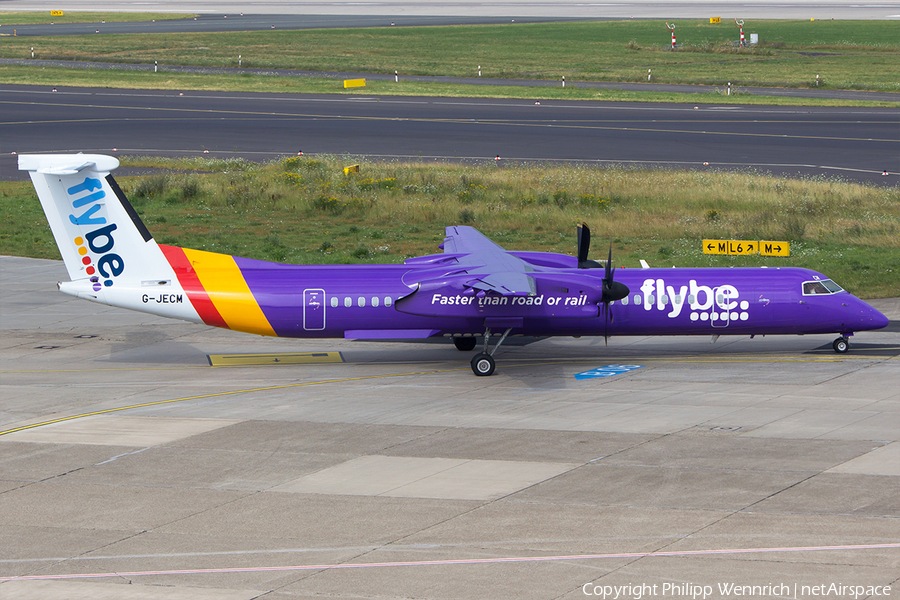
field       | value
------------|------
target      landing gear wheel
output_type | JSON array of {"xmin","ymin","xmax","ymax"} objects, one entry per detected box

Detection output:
[
  {"xmin": 833, "ymin": 337, "xmax": 850, "ymax": 353},
  {"xmin": 471, "ymin": 353, "xmax": 496, "ymax": 376},
  {"xmin": 454, "ymin": 337, "xmax": 477, "ymax": 352}
]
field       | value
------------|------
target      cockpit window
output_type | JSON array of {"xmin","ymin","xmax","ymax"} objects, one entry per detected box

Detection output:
[
  {"xmin": 822, "ymin": 279, "xmax": 843, "ymax": 293},
  {"xmin": 802, "ymin": 279, "xmax": 844, "ymax": 295}
]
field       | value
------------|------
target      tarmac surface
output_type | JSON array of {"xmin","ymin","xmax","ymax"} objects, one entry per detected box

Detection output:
[
  {"xmin": 3, "ymin": 15, "xmax": 604, "ymax": 36},
  {"xmin": 2, "ymin": 86, "xmax": 898, "ymax": 186},
  {"xmin": 3, "ymin": 2, "xmax": 898, "ymax": 595},
  {"xmin": 1, "ymin": 255, "xmax": 899, "ymax": 599},
  {"xmin": 2, "ymin": 0, "xmax": 900, "ymax": 19}
]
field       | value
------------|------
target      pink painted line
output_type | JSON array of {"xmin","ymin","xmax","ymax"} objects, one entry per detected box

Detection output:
[{"xmin": 2, "ymin": 543, "xmax": 898, "ymax": 582}]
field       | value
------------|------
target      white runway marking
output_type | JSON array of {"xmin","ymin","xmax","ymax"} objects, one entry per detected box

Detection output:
[{"xmin": 2, "ymin": 543, "xmax": 898, "ymax": 582}]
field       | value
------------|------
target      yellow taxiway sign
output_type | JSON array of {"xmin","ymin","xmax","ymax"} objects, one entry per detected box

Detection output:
[
  {"xmin": 759, "ymin": 241, "xmax": 791, "ymax": 257},
  {"xmin": 703, "ymin": 239, "xmax": 789, "ymax": 256}
]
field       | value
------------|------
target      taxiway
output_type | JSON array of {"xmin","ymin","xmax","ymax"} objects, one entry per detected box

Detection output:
[{"xmin": 1, "ymin": 255, "xmax": 898, "ymax": 598}]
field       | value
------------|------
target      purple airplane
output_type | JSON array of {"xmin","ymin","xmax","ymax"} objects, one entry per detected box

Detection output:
[{"xmin": 21, "ymin": 154, "xmax": 889, "ymax": 376}]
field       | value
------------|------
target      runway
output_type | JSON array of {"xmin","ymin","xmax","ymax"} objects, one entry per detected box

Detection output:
[
  {"xmin": 2, "ymin": 0, "xmax": 900, "ymax": 19},
  {"xmin": 1, "ymin": 255, "xmax": 898, "ymax": 598},
  {"xmin": 2, "ymin": 85, "xmax": 898, "ymax": 185},
  {"xmin": 2, "ymin": 15, "xmax": 602, "ymax": 37}
]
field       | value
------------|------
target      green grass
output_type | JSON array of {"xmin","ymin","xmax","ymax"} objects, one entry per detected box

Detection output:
[
  {"xmin": 0, "ymin": 12, "xmax": 194, "ymax": 25},
  {"xmin": 2, "ymin": 20, "xmax": 898, "ymax": 92},
  {"xmin": 3, "ymin": 156, "xmax": 898, "ymax": 298},
  {"xmin": 1, "ymin": 66, "xmax": 896, "ymax": 108}
]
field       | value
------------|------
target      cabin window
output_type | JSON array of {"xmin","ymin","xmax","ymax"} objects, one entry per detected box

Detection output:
[
  {"xmin": 385, "ymin": 296, "xmax": 393, "ymax": 307},
  {"xmin": 358, "ymin": 296, "xmax": 366, "ymax": 307},
  {"xmin": 633, "ymin": 295, "xmax": 641, "ymax": 304},
  {"xmin": 620, "ymin": 296, "xmax": 629, "ymax": 306},
  {"xmin": 330, "ymin": 297, "xmax": 338, "ymax": 308},
  {"xmin": 803, "ymin": 279, "xmax": 843, "ymax": 295},
  {"xmin": 372, "ymin": 296, "xmax": 380, "ymax": 308},
  {"xmin": 344, "ymin": 297, "xmax": 352, "ymax": 308}
]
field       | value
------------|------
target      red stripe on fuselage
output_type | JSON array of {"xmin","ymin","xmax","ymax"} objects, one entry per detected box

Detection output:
[{"xmin": 159, "ymin": 245, "xmax": 229, "ymax": 329}]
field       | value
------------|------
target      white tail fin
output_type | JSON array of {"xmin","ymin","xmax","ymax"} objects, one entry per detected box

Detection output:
[
  {"xmin": 20, "ymin": 154, "xmax": 166, "ymax": 287},
  {"xmin": 19, "ymin": 154, "xmax": 199, "ymax": 322}
]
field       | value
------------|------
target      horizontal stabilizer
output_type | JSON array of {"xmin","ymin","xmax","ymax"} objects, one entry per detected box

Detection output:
[{"xmin": 18, "ymin": 154, "xmax": 120, "ymax": 175}]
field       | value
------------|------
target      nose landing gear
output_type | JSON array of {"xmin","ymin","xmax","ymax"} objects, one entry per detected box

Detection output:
[{"xmin": 833, "ymin": 336, "xmax": 850, "ymax": 353}]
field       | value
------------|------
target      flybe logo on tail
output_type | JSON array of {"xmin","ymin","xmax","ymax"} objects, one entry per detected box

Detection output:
[{"xmin": 67, "ymin": 176, "xmax": 124, "ymax": 291}]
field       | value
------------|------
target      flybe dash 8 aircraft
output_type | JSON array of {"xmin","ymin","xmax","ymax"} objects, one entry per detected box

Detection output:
[{"xmin": 20, "ymin": 154, "xmax": 889, "ymax": 376}]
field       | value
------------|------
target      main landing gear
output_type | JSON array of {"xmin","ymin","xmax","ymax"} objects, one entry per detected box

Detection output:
[
  {"xmin": 833, "ymin": 336, "xmax": 850, "ymax": 353},
  {"xmin": 469, "ymin": 327, "xmax": 513, "ymax": 376}
]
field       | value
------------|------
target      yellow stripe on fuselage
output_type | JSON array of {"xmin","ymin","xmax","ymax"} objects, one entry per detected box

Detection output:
[{"xmin": 181, "ymin": 248, "xmax": 276, "ymax": 337}]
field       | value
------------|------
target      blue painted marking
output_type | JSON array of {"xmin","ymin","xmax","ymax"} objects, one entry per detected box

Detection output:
[
  {"xmin": 67, "ymin": 177, "xmax": 102, "ymax": 196},
  {"xmin": 69, "ymin": 203, "xmax": 106, "ymax": 226},
  {"xmin": 72, "ymin": 190, "xmax": 106, "ymax": 208},
  {"xmin": 575, "ymin": 364, "xmax": 643, "ymax": 380}
]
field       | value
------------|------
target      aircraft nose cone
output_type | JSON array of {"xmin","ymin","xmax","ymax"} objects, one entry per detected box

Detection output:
[
  {"xmin": 851, "ymin": 300, "xmax": 890, "ymax": 331},
  {"xmin": 869, "ymin": 306, "xmax": 890, "ymax": 330}
]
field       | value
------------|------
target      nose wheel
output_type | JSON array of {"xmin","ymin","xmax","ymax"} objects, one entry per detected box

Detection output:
[
  {"xmin": 833, "ymin": 336, "xmax": 850, "ymax": 353},
  {"xmin": 469, "ymin": 327, "xmax": 512, "ymax": 376}
]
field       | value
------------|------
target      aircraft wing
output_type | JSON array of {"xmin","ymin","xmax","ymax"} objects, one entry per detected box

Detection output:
[
  {"xmin": 441, "ymin": 225, "xmax": 507, "ymax": 255},
  {"xmin": 439, "ymin": 226, "xmax": 536, "ymax": 296}
]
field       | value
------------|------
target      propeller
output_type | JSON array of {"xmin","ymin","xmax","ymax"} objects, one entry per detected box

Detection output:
[
  {"xmin": 601, "ymin": 243, "xmax": 630, "ymax": 304},
  {"xmin": 576, "ymin": 223, "xmax": 630, "ymax": 343},
  {"xmin": 603, "ymin": 244, "xmax": 628, "ymax": 344}
]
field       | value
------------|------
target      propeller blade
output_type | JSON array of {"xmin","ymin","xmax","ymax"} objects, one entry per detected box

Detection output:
[
  {"xmin": 603, "ymin": 301, "xmax": 610, "ymax": 345},
  {"xmin": 577, "ymin": 222, "xmax": 589, "ymax": 264},
  {"xmin": 605, "ymin": 244, "xmax": 613, "ymax": 282},
  {"xmin": 577, "ymin": 222, "xmax": 602, "ymax": 268}
]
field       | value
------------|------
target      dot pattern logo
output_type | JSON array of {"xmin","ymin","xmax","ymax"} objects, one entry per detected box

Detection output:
[{"xmin": 73, "ymin": 236, "xmax": 102, "ymax": 291}]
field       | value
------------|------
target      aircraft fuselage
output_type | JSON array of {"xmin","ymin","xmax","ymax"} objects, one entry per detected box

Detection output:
[{"xmin": 91, "ymin": 249, "xmax": 885, "ymax": 342}]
